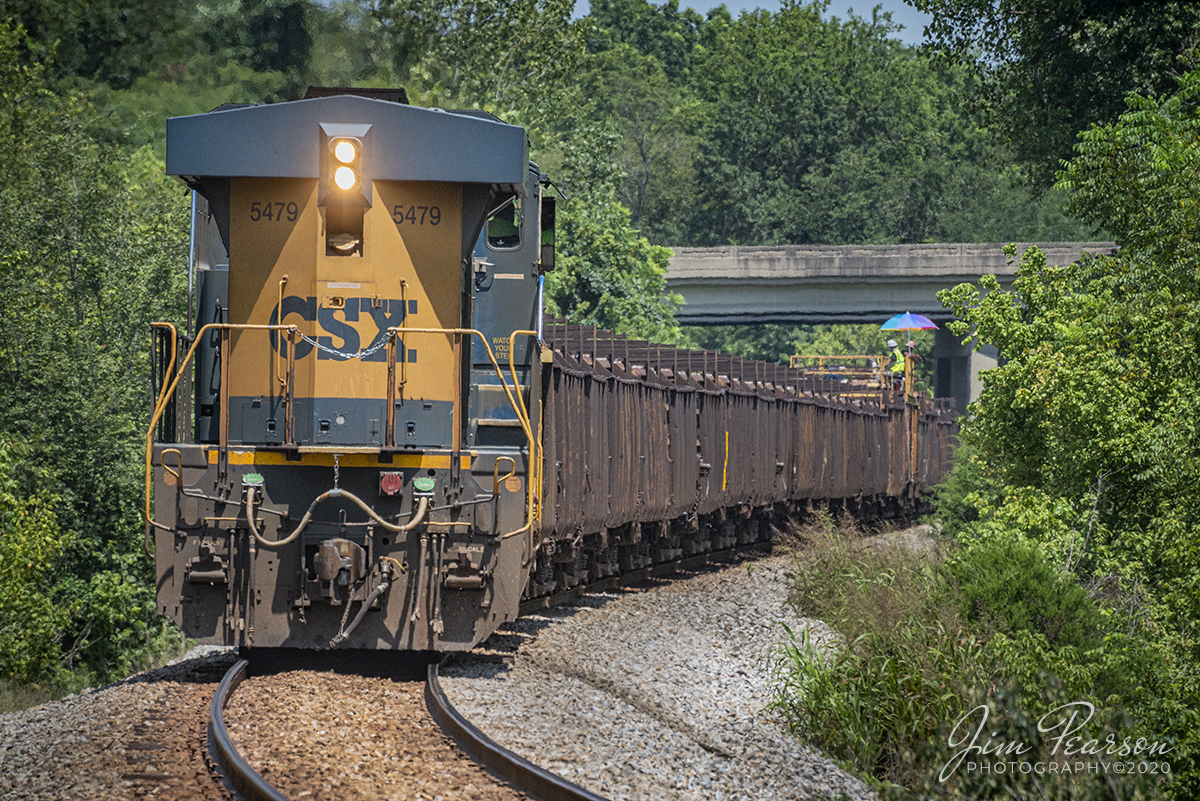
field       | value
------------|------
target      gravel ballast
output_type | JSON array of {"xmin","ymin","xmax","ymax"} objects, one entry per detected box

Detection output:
[
  {"xmin": 439, "ymin": 555, "xmax": 875, "ymax": 801},
  {"xmin": 223, "ymin": 670, "xmax": 532, "ymax": 801},
  {"xmin": 0, "ymin": 649, "xmax": 236, "ymax": 800}
]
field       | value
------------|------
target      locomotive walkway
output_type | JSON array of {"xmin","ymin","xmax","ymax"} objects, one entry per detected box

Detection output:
[{"xmin": 666, "ymin": 241, "xmax": 1115, "ymax": 412}]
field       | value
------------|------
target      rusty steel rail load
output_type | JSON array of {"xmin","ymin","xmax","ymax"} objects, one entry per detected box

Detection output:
[{"xmin": 529, "ymin": 318, "xmax": 957, "ymax": 597}]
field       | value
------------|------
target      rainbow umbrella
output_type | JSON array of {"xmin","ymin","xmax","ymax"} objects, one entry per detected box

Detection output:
[{"xmin": 880, "ymin": 312, "xmax": 937, "ymax": 332}]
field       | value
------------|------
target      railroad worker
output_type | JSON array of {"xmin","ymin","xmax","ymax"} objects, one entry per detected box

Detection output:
[{"xmin": 887, "ymin": 339, "xmax": 905, "ymax": 386}]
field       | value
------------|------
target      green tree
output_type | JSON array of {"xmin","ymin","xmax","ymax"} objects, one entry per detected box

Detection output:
[
  {"xmin": 546, "ymin": 125, "xmax": 682, "ymax": 340},
  {"xmin": 0, "ymin": 23, "xmax": 190, "ymax": 683},
  {"xmin": 194, "ymin": 0, "xmax": 316, "ymax": 94},
  {"xmin": 678, "ymin": 0, "xmax": 1087, "ymax": 247},
  {"xmin": 574, "ymin": 45, "xmax": 702, "ymax": 243},
  {"xmin": 0, "ymin": 0, "xmax": 192, "ymax": 88},
  {"xmin": 0, "ymin": 441, "xmax": 75, "ymax": 684},
  {"xmin": 585, "ymin": 0, "xmax": 709, "ymax": 81},
  {"xmin": 938, "ymin": 70, "xmax": 1200, "ymax": 795},
  {"xmin": 370, "ymin": 0, "xmax": 583, "ymax": 129},
  {"xmin": 913, "ymin": 0, "xmax": 1200, "ymax": 185}
]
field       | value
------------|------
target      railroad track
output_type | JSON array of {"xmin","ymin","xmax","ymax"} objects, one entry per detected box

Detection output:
[
  {"xmin": 208, "ymin": 660, "xmax": 285, "ymax": 801},
  {"xmin": 206, "ymin": 543, "xmax": 774, "ymax": 800},
  {"xmin": 208, "ymin": 658, "xmax": 607, "ymax": 801}
]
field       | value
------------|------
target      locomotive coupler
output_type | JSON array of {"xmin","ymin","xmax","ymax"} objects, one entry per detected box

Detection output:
[{"xmin": 313, "ymin": 538, "xmax": 367, "ymax": 604}]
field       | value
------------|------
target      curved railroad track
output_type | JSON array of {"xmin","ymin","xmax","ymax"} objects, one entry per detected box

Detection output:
[
  {"xmin": 208, "ymin": 660, "xmax": 287, "ymax": 801},
  {"xmin": 208, "ymin": 658, "xmax": 606, "ymax": 801},
  {"xmin": 206, "ymin": 542, "xmax": 775, "ymax": 801}
]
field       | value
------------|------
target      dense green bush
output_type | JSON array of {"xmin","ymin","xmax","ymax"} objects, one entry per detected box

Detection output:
[
  {"xmin": 927, "ymin": 444, "xmax": 1000, "ymax": 539},
  {"xmin": 772, "ymin": 514, "xmax": 1172, "ymax": 799},
  {"xmin": 946, "ymin": 536, "xmax": 1103, "ymax": 651},
  {"xmin": 0, "ymin": 441, "xmax": 76, "ymax": 684},
  {"xmin": 0, "ymin": 23, "xmax": 189, "ymax": 688},
  {"xmin": 932, "ymin": 68, "xmax": 1200, "ymax": 798}
]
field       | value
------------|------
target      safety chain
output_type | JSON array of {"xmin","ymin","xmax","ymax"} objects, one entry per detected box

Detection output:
[
  {"xmin": 333, "ymin": 453, "xmax": 340, "ymax": 489},
  {"xmin": 295, "ymin": 331, "xmax": 394, "ymax": 361},
  {"xmin": 337, "ymin": 585, "xmax": 354, "ymax": 632}
]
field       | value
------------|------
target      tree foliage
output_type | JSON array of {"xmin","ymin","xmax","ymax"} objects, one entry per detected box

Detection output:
[
  {"xmin": 369, "ymin": 0, "xmax": 583, "ymax": 129},
  {"xmin": 0, "ymin": 441, "xmax": 75, "ymax": 683},
  {"xmin": 675, "ymin": 1, "xmax": 1088, "ymax": 246},
  {"xmin": 575, "ymin": 45, "xmax": 702, "ymax": 243},
  {"xmin": 546, "ymin": 126, "xmax": 682, "ymax": 341},
  {"xmin": 938, "ymin": 70, "xmax": 1200, "ymax": 796},
  {"xmin": 586, "ymin": 0, "xmax": 710, "ymax": 81},
  {"xmin": 0, "ymin": 0, "xmax": 193, "ymax": 88},
  {"xmin": 0, "ymin": 23, "xmax": 189, "ymax": 685},
  {"xmin": 914, "ymin": 0, "xmax": 1200, "ymax": 185}
]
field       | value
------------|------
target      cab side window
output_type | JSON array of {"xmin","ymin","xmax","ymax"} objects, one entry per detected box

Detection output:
[{"xmin": 486, "ymin": 197, "xmax": 521, "ymax": 250}]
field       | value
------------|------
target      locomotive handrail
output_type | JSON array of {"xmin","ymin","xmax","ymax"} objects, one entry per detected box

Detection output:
[
  {"xmin": 385, "ymin": 326, "xmax": 542, "ymax": 556},
  {"xmin": 150, "ymin": 323, "xmax": 179, "ymax": 438},
  {"xmin": 508, "ymin": 329, "xmax": 544, "ymax": 563},
  {"xmin": 144, "ymin": 321, "xmax": 299, "ymax": 554}
]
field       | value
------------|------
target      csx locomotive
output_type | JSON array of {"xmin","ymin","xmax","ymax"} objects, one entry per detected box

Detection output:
[{"xmin": 147, "ymin": 88, "xmax": 956, "ymax": 653}]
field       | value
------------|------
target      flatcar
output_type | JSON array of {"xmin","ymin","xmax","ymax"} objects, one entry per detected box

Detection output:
[{"xmin": 146, "ymin": 88, "xmax": 956, "ymax": 653}]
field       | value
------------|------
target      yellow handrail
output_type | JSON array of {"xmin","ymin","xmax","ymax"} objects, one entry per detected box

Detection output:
[
  {"xmin": 386, "ymin": 326, "xmax": 542, "ymax": 554},
  {"xmin": 145, "ymin": 321, "xmax": 544, "ymax": 563},
  {"xmin": 144, "ymin": 322, "xmax": 298, "ymax": 549},
  {"xmin": 276, "ymin": 275, "xmax": 288, "ymax": 391},
  {"xmin": 507, "ymin": 330, "xmax": 542, "ymax": 564}
]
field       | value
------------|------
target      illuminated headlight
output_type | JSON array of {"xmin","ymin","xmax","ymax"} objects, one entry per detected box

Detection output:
[
  {"xmin": 333, "ymin": 139, "xmax": 357, "ymax": 164},
  {"xmin": 334, "ymin": 166, "xmax": 357, "ymax": 190}
]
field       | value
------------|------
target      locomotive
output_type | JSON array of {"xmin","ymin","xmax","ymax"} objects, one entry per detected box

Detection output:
[{"xmin": 147, "ymin": 88, "xmax": 957, "ymax": 653}]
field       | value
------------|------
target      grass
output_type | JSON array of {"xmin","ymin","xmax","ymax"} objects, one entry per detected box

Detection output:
[
  {"xmin": 769, "ymin": 510, "xmax": 1169, "ymax": 800},
  {"xmin": 0, "ymin": 679, "xmax": 61, "ymax": 715},
  {"xmin": 771, "ymin": 510, "xmax": 989, "ymax": 789}
]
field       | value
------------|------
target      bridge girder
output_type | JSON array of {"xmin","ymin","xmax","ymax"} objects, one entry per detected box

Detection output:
[{"xmin": 666, "ymin": 242, "xmax": 1114, "ymax": 326}]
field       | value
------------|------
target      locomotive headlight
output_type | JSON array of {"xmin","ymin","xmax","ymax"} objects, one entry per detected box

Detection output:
[
  {"xmin": 318, "ymin": 125, "xmax": 370, "ymax": 209},
  {"xmin": 328, "ymin": 137, "xmax": 362, "ymax": 190},
  {"xmin": 333, "ymin": 139, "xmax": 357, "ymax": 164},
  {"xmin": 334, "ymin": 165, "xmax": 357, "ymax": 190}
]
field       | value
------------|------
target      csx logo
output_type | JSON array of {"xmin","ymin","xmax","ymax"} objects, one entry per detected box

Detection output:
[{"xmin": 269, "ymin": 296, "xmax": 417, "ymax": 361}]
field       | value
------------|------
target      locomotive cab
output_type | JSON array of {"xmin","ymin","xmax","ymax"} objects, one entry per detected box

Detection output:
[{"xmin": 149, "ymin": 90, "xmax": 552, "ymax": 651}]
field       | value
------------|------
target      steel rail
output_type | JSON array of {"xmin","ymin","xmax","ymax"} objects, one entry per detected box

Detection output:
[
  {"xmin": 426, "ymin": 663, "xmax": 611, "ymax": 801},
  {"xmin": 208, "ymin": 659, "xmax": 292, "ymax": 801},
  {"xmin": 204, "ymin": 546, "xmax": 768, "ymax": 801},
  {"xmin": 424, "ymin": 543, "xmax": 769, "ymax": 801},
  {"xmin": 212, "ymin": 658, "xmax": 608, "ymax": 801}
]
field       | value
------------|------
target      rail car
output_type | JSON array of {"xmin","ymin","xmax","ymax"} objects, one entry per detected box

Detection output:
[{"xmin": 147, "ymin": 88, "xmax": 957, "ymax": 653}]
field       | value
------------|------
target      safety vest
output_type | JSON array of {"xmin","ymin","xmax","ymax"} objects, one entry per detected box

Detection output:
[{"xmin": 890, "ymin": 348, "xmax": 905, "ymax": 373}]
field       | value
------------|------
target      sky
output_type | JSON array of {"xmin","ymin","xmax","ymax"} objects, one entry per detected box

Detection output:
[{"xmin": 572, "ymin": 1, "xmax": 933, "ymax": 46}]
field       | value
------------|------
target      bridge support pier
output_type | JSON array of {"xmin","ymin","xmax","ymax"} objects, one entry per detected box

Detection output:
[{"xmin": 934, "ymin": 328, "xmax": 997, "ymax": 417}]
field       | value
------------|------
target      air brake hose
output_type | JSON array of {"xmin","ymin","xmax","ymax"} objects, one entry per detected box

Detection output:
[
  {"xmin": 329, "ymin": 572, "xmax": 391, "ymax": 649},
  {"xmin": 247, "ymin": 491, "xmax": 429, "ymax": 548}
]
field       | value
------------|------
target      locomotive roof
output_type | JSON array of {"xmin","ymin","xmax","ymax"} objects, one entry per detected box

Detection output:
[{"xmin": 165, "ymin": 94, "xmax": 527, "ymax": 187}]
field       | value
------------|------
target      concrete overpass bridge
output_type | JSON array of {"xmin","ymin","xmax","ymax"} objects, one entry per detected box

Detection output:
[{"xmin": 666, "ymin": 242, "xmax": 1115, "ymax": 413}]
